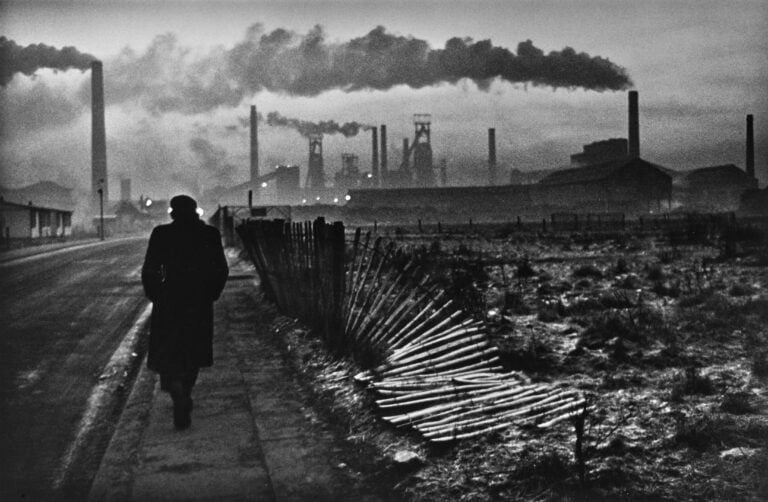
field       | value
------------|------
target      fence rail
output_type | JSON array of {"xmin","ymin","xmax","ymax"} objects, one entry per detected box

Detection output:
[{"xmin": 238, "ymin": 218, "xmax": 586, "ymax": 441}]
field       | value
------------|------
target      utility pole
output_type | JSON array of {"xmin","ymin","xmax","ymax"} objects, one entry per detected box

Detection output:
[{"xmin": 98, "ymin": 178, "xmax": 105, "ymax": 241}]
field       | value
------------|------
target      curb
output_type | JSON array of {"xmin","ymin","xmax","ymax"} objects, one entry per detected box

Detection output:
[
  {"xmin": 54, "ymin": 302, "xmax": 153, "ymax": 497},
  {"xmin": 87, "ymin": 358, "xmax": 157, "ymax": 502}
]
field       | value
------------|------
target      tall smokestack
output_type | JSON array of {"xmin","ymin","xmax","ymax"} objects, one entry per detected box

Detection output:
[
  {"xmin": 402, "ymin": 138, "xmax": 409, "ymax": 172},
  {"xmin": 488, "ymin": 128, "xmax": 497, "ymax": 186},
  {"xmin": 371, "ymin": 126, "xmax": 379, "ymax": 186},
  {"xmin": 746, "ymin": 114, "xmax": 755, "ymax": 178},
  {"xmin": 380, "ymin": 125, "xmax": 388, "ymax": 184},
  {"xmin": 250, "ymin": 105, "xmax": 259, "ymax": 187},
  {"xmin": 91, "ymin": 60, "xmax": 107, "ymax": 210},
  {"xmin": 628, "ymin": 90, "xmax": 639, "ymax": 159}
]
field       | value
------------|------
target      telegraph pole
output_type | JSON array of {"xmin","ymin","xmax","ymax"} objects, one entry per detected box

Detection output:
[{"xmin": 98, "ymin": 178, "xmax": 105, "ymax": 240}]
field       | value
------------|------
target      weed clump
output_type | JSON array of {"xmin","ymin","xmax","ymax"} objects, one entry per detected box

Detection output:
[
  {"xmin": 613, "ymin": 257, "xmax": 630, "ymax": 275},
  {"xmin": 516, "ymin": 257, "xmax": 537, "ymax": 279},
  {"xmin": 614, "ymin": 274, "xmax": 641, "ymax": 290},
  {"xmin": 675, "ymin": 413, "xmax": 768, "ymax": 451},
  {"xmin": 669, "ymin": 367, "xmax": 715, "ymax": 401},
  {"xmin": 572, "ymin": 264, "xmax": 603, "ymax": 280},
  {"xmin": 729, "ymin": 283, "xmax": 756, "ymax": 297},
  {"xmin": 504, "ymin": 291, "xmax": 531, "ymax": 315},
  {"xmin": 751, "ymin": 351, "xmax": 768, "ymax": 377},
  {"xmin": 501, "ymin": 331, "xmax": 555, "ymax": 373},
  {"xmin": 646, "ymin": 265, "xmax": 665, "ymax": 281},
  {"xmin": 720, "ymin": 392, "xmax": 755, "ymax": 414}
]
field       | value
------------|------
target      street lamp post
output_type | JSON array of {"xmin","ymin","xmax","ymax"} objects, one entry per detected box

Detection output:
[{"xmin": 98, "ymin": 179, "xmax": 105, "ymax": 241}]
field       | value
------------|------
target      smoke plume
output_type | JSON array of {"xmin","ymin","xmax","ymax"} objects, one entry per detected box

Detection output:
[
  {"xmin": 0, "ymin": 36, "xmax": 96, "ymax": 86},
  {"xmin": 229, "ymin": 24, "xmax": 632, "ymax": 96},
  {"xmin": 2, "ymin": 26, "xmax": 631, "ymax": 116},
  {"xmin": 189, "ymin": 137, "xmax": 237, "ymax": 185},
  {"xmin": 102, "ymin": 33, "xmax": 244, "ymax": 114},
  {"xmin": 266, "ymin": 111, "xmax": 370, "ymax": 137}
]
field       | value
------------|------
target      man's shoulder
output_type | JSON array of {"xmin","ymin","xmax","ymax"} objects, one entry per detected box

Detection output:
[
  {"xmin": 151, "ymin": 223, "xmax": 174, "ymax": 236},
  {"xmin": 201, "ymin": 222, "xmax": 221, "ymax": 237}
]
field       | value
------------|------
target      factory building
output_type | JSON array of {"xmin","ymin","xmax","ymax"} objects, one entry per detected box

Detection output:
[
  {"xmin": 347, "ymin": 157, "xmax": 672, "ymax": 220},
  {"xmin": 537, "ymin": 157, "xmax": 672, "ymax": 212},
  {"xmin": 675, "ymin": 164, "xmax": 758, "ymax": 211},
  {"xmin": 570, "ymin": 138, "xmax": 629, "ymax": 167}
]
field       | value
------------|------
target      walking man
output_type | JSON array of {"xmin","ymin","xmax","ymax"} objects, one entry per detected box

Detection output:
[{"xmin": 141, "ymin": 195, "xmax": 229, "ymax": 429}]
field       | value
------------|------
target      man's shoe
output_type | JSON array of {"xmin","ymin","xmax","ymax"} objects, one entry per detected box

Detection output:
[{"xmin": 173, "ymin": 397, "xmax": 192, "ymax": 430}]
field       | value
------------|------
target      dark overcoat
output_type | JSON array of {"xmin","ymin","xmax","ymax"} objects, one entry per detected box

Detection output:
[{"xmin": 141, "ymin": 218, "xmax": 229, "ymax": 373}]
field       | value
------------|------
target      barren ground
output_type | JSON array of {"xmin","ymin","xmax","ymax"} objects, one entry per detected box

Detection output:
[{"xmin": 254, "ymin": 223, "xmax": 768, "ymax": 501}]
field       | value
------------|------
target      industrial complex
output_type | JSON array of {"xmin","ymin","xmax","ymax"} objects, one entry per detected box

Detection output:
[{"xmin": 2, "ymin": 63, "xmax": 765, "ymax": 241}]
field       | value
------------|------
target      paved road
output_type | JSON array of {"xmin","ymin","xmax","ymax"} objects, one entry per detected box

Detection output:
[{"xmin": 0, "ymin": 237, "xmax": 150, "ymax": 500}]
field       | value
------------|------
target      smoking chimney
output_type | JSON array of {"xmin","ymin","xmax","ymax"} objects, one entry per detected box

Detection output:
[
  {"xmin": 628, "ymin": 90, "xmax": 639, "ymax": 159},
  {"xmin": 746, "ymin": 114, "xmax": 755, "ymax": 179},
  {"xmin": 120, "ymin": 179, "xmax": 131, "ymax": 202},
  {"xmin": 380, "ymin": 125, "xmax": 388, "ymax": 185},
  {"xmin": 91, "ymin": 60, "xmax": 107, "ymax": 210},
  {"xmin": 250, "ymin": 105, "xmax": 259, "ymax": 188},
  {"xmin": 371, "ymin": 127, "xmax": 379, "ymax": 186},
  {"xmin": 402, "ymin": 138, "xmax": 410, "ymax": 172},
  {"xmin": 488, "ymin": 128, "xmax": 497, "ymax": 186}
]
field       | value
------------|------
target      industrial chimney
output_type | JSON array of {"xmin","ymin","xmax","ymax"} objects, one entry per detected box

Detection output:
[
  {"xmin": 488, "ymin": 128, "xmax": 497, "ymax": 186},
  {"xmin": 380, "ymin": 125, "xmax": 388, "ymax": 186},
  {"xmin": 402, "ymin": 138, "xmax": 410, "ymax": 169},
  {"xmin": 746, "ymin": 114, "xmax": 755, "ymax": 179},
  {"xmin": 628, "ymin": 90, "xmax": 640, "ymax": 159},
  {"xmin": 91, "ymin": 61, "xmax": 107, "ymax": 210},
  {"xmin": 250, "ymin": 105, "xmax": 259, "ymax": 189},
  {"xmin": 371, "ymin": 127, "xmax": 379, "ymax": 186}
]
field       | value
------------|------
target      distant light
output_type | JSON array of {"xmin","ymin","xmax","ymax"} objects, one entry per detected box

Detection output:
[
  {"xmin": 261, "ymin": 182, "xmax": 268, "ymax": 188},
  {"xmin": 367, "ymin": 173, "xmax": 373, "ymax": 178},
  {"xmin": 196, "ymin": 207, "xmax": 204, "ymax": 216},
  {"xmin": 301, "ymin": 198, "xmax": 307, "ymax": 204},
  {"xmin": 145, "ymin": 199, "xmax": 153, "ymax": 207},
  {"xmin": 333, "ymin": 197, "xmax": 339, "ymax": 203},
  {"xmin": 345, "ymin": 194, "xmax": 351, "ymax": 201},
  {"xmin": 315, "ymin": 196, "xmax": 321, "ymax": 201}
]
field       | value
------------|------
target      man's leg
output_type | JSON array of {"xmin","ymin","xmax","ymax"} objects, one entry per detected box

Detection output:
[{"xmin": 161, "ymin": 372, "xmax": 192, "ymax": 430}]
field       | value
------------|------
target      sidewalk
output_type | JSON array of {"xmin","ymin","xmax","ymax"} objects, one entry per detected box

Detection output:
[{"xmin": 88, "ymin": 267, "xmax": 364, "ymax": 501}]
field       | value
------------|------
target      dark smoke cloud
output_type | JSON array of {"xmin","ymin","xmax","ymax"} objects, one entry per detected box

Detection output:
[
  {"xmin": 266, "ymin": 111, "xmax": 370, "ymax": 137},
  {"xmin": 229, "ymin": 24, "xmax": 632, "ymax": 96},
  {"xmin": 0, "ymin": 36, "xmax": 95, "ymax": 86},
  {"xmin": 3, "ymin": 25, "xmax": 631, "ymax": 118}
]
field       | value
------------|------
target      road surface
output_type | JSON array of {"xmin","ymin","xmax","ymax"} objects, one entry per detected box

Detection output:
[{"xmin": 0, "ymin": 237, "xmax": 150, "ymax": 500}]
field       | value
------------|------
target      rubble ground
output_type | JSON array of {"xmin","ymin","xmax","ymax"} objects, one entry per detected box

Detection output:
[{"xmin": 261, "ymin": 225, "xmax": 768, "ymax": 501}]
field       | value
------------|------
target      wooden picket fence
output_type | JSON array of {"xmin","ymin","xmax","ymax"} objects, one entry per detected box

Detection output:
[{"xmin": 237, "ymin": 218, "xmax": 587, "ymax": 442}]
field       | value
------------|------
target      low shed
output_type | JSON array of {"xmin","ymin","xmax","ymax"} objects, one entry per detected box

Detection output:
[{"xmin": 0, "ymin": 199, "xmax": 73, "ymax": 239}]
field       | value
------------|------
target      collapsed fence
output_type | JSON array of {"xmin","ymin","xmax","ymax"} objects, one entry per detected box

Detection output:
[{"xmin": 238, "ymin": 218, "xmax": 587, "ymax": 442}]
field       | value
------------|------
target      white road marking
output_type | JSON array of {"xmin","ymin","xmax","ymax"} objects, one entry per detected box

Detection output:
[{"xmin": 51, "ymin": 302, "xmax": 152, "ymax": 491}]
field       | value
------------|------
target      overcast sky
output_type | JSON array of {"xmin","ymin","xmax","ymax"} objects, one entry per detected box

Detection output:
[{"xmin": 1, "ymin": 0, "xmax": 766, "ymax": 200}]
